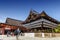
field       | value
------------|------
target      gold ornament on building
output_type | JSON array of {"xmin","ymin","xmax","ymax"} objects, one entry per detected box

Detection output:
[{"xmin": 41, "ymin": 13, "xmax": 45, "ymax": 16}]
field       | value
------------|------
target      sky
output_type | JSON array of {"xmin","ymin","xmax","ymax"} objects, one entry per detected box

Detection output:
[{"xmin": 0, "ymin": 0, "xmax": 60, "ymax": 23}]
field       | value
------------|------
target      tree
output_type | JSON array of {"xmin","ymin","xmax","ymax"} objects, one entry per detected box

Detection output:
[{"xmin": 54, "ymin": 24, "xmax": 60, "ymax": 33}]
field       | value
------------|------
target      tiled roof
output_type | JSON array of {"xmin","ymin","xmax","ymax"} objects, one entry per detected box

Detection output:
[
  {"xmin": 23, "ymin": 10, "xmax": 60, "ymax": 24},
  {"xmin": 5, "ymin": 18, "xmax": 23, "ymax": 26}
]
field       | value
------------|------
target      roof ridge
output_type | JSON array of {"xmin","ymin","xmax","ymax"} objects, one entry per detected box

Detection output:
[
  {"xmin": 6, "ymin": 18, "xmax": 23, "ymax": 22},
  {"xmin": 30, "ymin": 9, "xmax": 39, "ymax": 14}
]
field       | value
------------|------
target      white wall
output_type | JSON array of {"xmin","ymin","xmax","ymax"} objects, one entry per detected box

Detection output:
[{"xmin": 25, "ymin": 33, "xmax": 34, "ymax": 37}]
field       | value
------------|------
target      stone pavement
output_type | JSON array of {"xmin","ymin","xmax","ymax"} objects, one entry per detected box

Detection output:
[{"xmin": 0, "ymin": 35, "xmax": 60, "ymax": 40}]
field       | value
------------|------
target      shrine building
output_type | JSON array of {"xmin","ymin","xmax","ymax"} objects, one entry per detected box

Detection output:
[{"xmin": 0, "ymin": 10, "xmax": 60, "ymax": 35}]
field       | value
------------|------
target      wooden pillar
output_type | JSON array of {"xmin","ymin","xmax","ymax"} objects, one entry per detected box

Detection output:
[
  {"xmin": 2, "ymin": 28, "xmax": 4, "ymax": 35},
  {"xmin": 41, "ymin": 21, "xmax": 43, "ymax": 32},
  {"xmin": 0, "ymin": 28, "xmax": 4, "ymax": 35},
  {"xmin": 52, "ymin": 27, "xmax": 53, "ymax": 37}
]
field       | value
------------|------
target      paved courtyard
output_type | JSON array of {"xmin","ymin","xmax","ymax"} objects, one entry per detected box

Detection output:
[{"xmin": 0, "ymin": 35, "xmax": 60, "ymax": 40}]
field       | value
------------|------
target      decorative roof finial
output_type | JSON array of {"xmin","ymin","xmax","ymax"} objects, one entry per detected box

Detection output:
[{"xmin": 30, "ymin": 9, "xmax": 39, "ymax": 14}]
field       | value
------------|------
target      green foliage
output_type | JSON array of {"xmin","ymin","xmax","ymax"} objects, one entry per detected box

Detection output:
[{"xmin": 54, "ymin": 24, "xmax": 60, "ymax": 33}]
